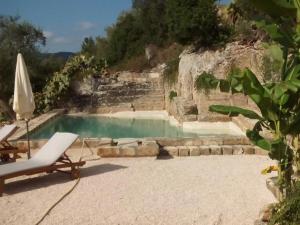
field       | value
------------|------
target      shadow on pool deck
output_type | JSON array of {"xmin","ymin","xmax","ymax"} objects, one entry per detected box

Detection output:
[{"xmin": 4, "ymin": 163, "xmax": 127, "ymax": 196}]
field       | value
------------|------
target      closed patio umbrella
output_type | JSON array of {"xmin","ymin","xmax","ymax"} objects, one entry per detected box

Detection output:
[{"xmin": 13, "ymin": 53, "xmax": 35, "ymax": 158}]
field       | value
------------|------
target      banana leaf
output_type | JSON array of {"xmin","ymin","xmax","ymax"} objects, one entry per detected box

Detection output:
[
  {"xmin": 209, "ymin": 105, "xmax": 263, "ymax": 120},
  {"xmin": 246, "ymin": 129, "xmax": 271, "ymax": 151},
  {"xmin": 251, "ymin": 0, "xmax": 297, "ymax": 19}
]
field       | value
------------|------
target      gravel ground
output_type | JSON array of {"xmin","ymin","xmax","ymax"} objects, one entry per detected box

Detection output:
[{"xmin": 0, "ymin": 154, "xmax": 276, "ymax": 225}]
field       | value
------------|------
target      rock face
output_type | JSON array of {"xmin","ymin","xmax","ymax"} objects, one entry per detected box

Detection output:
[
  {"xmin": 69, "ymin": 66, "xmax": 165, "ymax": 111},
  {"xmin": 166, "ymin": 42, "xmax": 265, "ymax": 127}
]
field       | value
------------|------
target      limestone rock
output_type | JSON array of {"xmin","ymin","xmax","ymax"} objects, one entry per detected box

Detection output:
[
  {"xmin": 98, "ymin": 146, "xmax": 120, "ymax": 157},
  {"xmin": 178, "ymin": 146, "xmax": 189, "ymax": 156},
  {"xmin": 199, "ymin": 146, "xmax": 210, "ymax": 155},
  {"xmin": 222, "ymin": 145, "xmax": 233, "ymax": 155},
  {"xmin": 162, "ymin": 146, "xmax": 178, "ymax": 156},
  {"xmin": 189, "ymin": 146, "xmax": 200, "ymax": 156},
  {"xmin": 120, "ymin": 145, "xmax": 137, "ymax": 157},
  {"xmin": 137, "ymin": 141, "xmax": 159, "ymax": 156},
  {"xmin": 210, "ymin": 145, "xmax": 222, "ymax": 155},
  {"xmin": 243, "ymin": 146, "xmax": 255, "ymax": 155},
  {"xmin": 232, "ymin": 145, "xmax": 244, "ymax": 155}
]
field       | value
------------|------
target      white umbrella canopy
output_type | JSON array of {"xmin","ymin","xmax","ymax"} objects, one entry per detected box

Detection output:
[
  {"xmin": 13, "ymin": 53, "xmax": 35, "ymax": 158},
  {"xmin": 13, "ymin": 53, "xmax": 35, "ymax": 120}
]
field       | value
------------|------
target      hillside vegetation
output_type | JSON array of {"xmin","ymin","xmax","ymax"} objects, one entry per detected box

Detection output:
[{"xmin": 81, "ymin": 0, "xmax": 233, "ymax": 71}]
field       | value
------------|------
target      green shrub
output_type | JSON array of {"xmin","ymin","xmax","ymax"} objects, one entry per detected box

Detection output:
[
  {"xmin": 169, "ymin": 90, "xmax": 177, "ymax": 101},
  {"xmin": 269, "ymin": 182, "xmax": 300, "ymax": 225},
  {"xmin": 195, "ymin": 72, "xmax": 219, "ymax": 95},
  {"xmin": 35, "ymin": 55, "xmax": 101, "ymax": 113}
]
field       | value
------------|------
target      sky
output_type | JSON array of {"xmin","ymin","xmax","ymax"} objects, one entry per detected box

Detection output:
[{"xmin": 0, "ymin": 0, "xmax": 231, "ymax": 53}]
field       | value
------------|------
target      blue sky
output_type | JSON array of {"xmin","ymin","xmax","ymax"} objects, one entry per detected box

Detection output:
[{"xmin": 0, "ymin": 0, "xmax": 231, "ymax": 53}]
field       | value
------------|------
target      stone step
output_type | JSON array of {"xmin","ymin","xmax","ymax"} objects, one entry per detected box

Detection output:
[
  {"xmin": 133, "ymin": 105, "xmax": 165, "ymax": 110},
  {"xmin": 150, "ymin": 89, "xmax": 165, "ymax": 95},
  {"xmin": 134, "ymin": 93, "xmax": 165, "ymax": 98},
  {"xmin": 133, "ymin": 102, "xmax": 165, "ymax": 107},
  {"xmin": 133, "ymin": 96, "xmax": 164, "ymax": 103}
]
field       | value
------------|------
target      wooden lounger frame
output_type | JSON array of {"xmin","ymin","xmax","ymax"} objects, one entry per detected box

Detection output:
[
  {"xmin": 0, "ymin": 153, "xmax": 85, "ymax": 197},
  {"xmin": 0, "ymin": 125, "xmax": 27, "ymax": 162},
  {"xmin": 0, "ymin": 140, "xmax": 27, "ymax": 162}
]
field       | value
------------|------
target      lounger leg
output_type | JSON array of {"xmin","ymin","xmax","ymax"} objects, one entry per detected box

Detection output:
[
  {"xmin": 0, "ymin": 179, "xmax": 4, "ymax": 197},
  {"xmin": 70, "ymin": 167, "xmax": 80, "ymax": 180},
  {"xmin": 0, "ymin": 154, "xmax": 10, "ymax": 162}
]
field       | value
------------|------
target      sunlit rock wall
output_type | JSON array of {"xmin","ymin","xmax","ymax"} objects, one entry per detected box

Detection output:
[{"xmin": 166, "ymin": 42, "xmax": 265, "ymax": 129}]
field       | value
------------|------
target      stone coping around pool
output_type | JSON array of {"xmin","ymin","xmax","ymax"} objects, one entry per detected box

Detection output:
[
  {"xmin": 15, "ymin": 137, "xmax": 269, "ymax": 158},
  {"xmin": 8, "ymin": 109, "xmax": 66, "ymax": 141}
]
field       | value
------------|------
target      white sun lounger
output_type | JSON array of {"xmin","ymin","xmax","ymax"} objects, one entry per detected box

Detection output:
[
  {"xmin": 0, "ymin": 124, "xmax": 26, "ymax": 162},
  {"xmin": 0, "ymin": 124, "xmax": 18, "ymax": 142},
  {"xmin": 0, "ymin": 132, "xmax": 85, "ymax": 196}
]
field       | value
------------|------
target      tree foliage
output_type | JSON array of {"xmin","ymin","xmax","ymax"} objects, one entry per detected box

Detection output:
[
  {"xmin": 0, "ymin": 15, "xmax": 67, "ymax": 107},
  {"xmin": 166, "ymin": 0, "xmax": 226, "ymax": 46},
  {"xmin": 0, "ymin": 16, "xmax": 45, "ymax": 100},
  {"xmin": 81, "ymin": 0, "xmax": 230, "ymax": 67},
  {"xmin": 227, "ymin": 0, "xmax": 270, "ymax": 44}
]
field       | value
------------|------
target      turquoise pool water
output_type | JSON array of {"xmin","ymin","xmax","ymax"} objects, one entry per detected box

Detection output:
[{"xmin": 29, "ymin": 115, "xmax": 207, "ymax": 139}]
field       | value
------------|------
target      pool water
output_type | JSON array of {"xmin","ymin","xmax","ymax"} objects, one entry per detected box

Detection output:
[{"xmin": 30, "ymin": 115, "xmax": 241, "ymax": 139}]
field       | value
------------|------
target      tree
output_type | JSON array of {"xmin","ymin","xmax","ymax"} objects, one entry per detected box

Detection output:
[
  {"xmin": 165, "ymin": 0, "xmax": 222, "ymax": 46},
  {"xmin": 133, "ymin": 0, "xmax": 167, "ymax": 45},
  {"xmin": 0, "ymin": 16, "xmax": 45, "ymax": 101},
  {"xmin": 106, "ymin": 11, "xmax": 144, "ymax": 64},
  {"xmin": 227, "ymin": 0, "xmax": 270, "ymax": 44},
  {"xmin": 81, "ymin": 37, "xmax": 96, "ymax": 57}
]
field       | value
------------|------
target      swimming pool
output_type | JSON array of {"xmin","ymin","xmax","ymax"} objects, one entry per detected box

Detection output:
[{"xmin": 29, "ymin": 114, "xmax": 244, "ymax": 139}]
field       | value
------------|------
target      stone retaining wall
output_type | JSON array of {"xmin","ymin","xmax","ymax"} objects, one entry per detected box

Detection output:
[
  {"xmin": 17, "ymin": 136, "xmax": 268, "ymax": 158},
  {"xmin": 69, "ymin": 68, "xmax": 165, "ymax": 111}
]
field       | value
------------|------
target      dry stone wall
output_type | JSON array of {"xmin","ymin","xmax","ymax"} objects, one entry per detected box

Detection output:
[{"xmin": 69, "ymin": 67, "xmax": 165, "ymax": 112}]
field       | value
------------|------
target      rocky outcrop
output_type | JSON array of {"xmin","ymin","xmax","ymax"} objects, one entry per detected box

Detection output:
[{"xmin": 166, "ymin": 42, "xmax": 265, "ymax": 128}]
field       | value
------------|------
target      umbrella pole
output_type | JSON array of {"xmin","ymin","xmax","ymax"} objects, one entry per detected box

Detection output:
[{"xmin": 26, "ymin": 119, "xmax": 31, "ymax": 159}]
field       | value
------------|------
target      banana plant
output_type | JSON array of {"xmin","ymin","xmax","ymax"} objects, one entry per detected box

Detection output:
[{"xmin": 195, "ymin": 0, "xmax": 300, "ymax": 193}]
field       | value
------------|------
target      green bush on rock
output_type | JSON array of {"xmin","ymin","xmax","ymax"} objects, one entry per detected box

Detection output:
[{"xmin": 35, "ymin": 55, "xmax": 102, "ymax": 113}]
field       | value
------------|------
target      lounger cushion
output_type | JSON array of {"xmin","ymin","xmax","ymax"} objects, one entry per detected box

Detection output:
[
  {"xmin": 0, "ymin": 132, "xmax": 78, "ymax": 177},
  {"xmin": 0, "ymin": 125, "xmax": 17, "ymax": 142}
]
